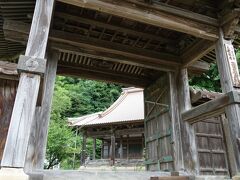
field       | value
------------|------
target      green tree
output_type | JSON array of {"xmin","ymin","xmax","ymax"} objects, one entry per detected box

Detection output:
[
  {"xmin": 45, "ymin": 76, "xmax": 121, "ymax": 169},
  {"xmin": 190, "ymin": 49, "xmax": 240, "ymax": 92}
]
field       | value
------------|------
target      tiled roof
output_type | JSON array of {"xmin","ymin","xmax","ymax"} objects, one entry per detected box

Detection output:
[
  {"xmin": 68, "ymin": 87, "xmax": 144, "ymax": 127},
  {"xmin": 190, "ymin": 87, "xmax": 222, "ymax": 105}
]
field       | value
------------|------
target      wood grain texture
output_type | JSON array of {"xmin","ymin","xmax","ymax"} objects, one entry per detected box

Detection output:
[
  {"xmin": 182, "ymin": 39, "xmax": 215, "ymax": 67},
  {"xmin": 0, "ymin": 80, "xmax": 17, "ymax": 162},
  {"xmin": 1, "ymin": 73, "xmax": 41, "ymax": 167},
  {"xmin": 57, "ymin": 0, "xmax": 218, "ymax": 40},
  {"xmin": 193, "ymin": 117, "xmax": 230, "ymax": 175},
  {"xmin": 177, "ymin": 68, "xmax": 199, "ymax": 175},
  {"xmin": 168, "ymin": 72, "xmax": 184, "ymax": 171},
  {"xmin": 144, "ymin": 74, "xmax": 174, "ymax": 171},
  {"xmin": 25, "ymin": 50, "xmax": 59, "ymax": 172},
  {"xmin": 182, "ymin": 91, "xmax": 240, "ymax": 123},
  {"xmin": 25, "ymin": 0, "xmax": 55, "ymax": 58},
  {"xmin": 3, "ymin": 20, "xmax": 179, "ymax": 72},
  {"xmin": 215, "ymin": 29, "xmax": 240, "ymax": 175},
  {"xmin": 0, "ymin": 0, "xmax": 55, "ymax": 168}
]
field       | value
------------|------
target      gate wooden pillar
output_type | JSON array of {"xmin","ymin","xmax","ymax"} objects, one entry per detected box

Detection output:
[
  {"xmin": 168, "ymin": 72, "xmax": 184, "ymax": 172},
  {"xmin": 215, "ymin": 29, "xmax": 240, "ymax": 176},
  {"xmin": 93, "ymin": 138, "xmax": 96, "ymax": 160},
  {"xmin": 0, "ymin": 0, "xmax": 55, "ymax": 178},
  {"xmin": 177, "ymin": 68, "xmax": 199, "ymax": 174},
  {"xmin": 25, "ymin": 50, "xmax": 59, "ymax": 172}
]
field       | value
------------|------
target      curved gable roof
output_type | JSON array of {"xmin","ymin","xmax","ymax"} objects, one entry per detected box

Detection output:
[{"xmin": 68, "ymin": 87, "xmax": 144, "ymax": 127}]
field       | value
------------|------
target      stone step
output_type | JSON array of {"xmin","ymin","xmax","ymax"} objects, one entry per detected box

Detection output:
[
  {"xmin": 29, "ymin": 170, "xmax": 171, "ymax": 180},
  {"xmin": 150, "ymin": 176, "xmax": 189, "ymax": 180}
]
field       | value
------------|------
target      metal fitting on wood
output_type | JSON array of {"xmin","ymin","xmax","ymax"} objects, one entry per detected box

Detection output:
[{"xmin": 17, "ymin": 55, "xmax": 46, "ymax": 76}]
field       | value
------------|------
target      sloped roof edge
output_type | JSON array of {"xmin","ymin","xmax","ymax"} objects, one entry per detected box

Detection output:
[{"xmin": 68, "ymin": 87, "xmax": 144, "ymax": 127}]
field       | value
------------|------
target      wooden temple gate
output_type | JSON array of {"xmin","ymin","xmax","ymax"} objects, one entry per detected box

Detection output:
[
  {"xmin": 0, "ymin": 0, "xmax": 240, "ymax": 179},
  {"xmin": 145, "ymin": 74, "xmax": 174, "ymax": 171}
]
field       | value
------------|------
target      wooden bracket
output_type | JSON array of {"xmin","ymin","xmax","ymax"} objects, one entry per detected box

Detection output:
[
  {"xmin": 229, "ymin": 90, "xmax": 240, "ymax": 103},
  {"xmin": 17, "ymin": 55, "xmax": 46, "ymax": 76}
]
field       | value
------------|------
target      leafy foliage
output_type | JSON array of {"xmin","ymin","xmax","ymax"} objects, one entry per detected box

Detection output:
[
  {"xmin": 190, "ymin": 49, "xmax": 240, "ymax": 92},
  {"xmin": 45, "ymin": 77, "xmax": 121, "ymax": 169},
  {"xmin": 189, "ymin": 63, "xmax": 221, "ymax": 92}
]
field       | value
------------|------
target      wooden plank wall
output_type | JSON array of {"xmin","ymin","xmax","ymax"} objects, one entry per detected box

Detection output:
[
  {"xmin": 144, "ymin": 73, "xmax": 174, "ymax": 171},
  {"xmin": 193, "ymin": 116, "xmax": 230, "ymax": 175},
  {"xmin": 0, "ymin": 79, "xmax": 17, "ymax": 162}
]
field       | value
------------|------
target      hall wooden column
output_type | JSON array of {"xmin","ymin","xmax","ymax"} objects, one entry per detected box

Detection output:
[
  {"xmin": 215, "ymin": 29, "xmax": 240, "ymax": 176},
  {"xmin": 120, "ymin": 137, "xmax": 123, "ymax": 159},
  {"xmin": 127, "ymin": 135, "xmax": 129, "ymax": 160},
  {"xmin": 101, "ymin": 140, "xmax": 104, "ymax": 159},
  {"xmin": 93, "ymin": 138, "xmax": 96, "ymax": 160},
  {"xmin": 110, "ymin": 134, "xmax": 115, "ymax": 165},
  {"xmin": 0, "ymin": 0, "xmax": 55, "ymax": 172},
  {"xmin": 178, "ymin": 68, "xmax": 199, "ymax": 174},
  {"xmin": 81, "ymin": 133, "xmax": 87, "ymax": 165}
]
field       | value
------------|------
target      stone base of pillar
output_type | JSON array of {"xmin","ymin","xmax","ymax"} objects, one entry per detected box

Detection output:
[
  {"xmin": 0, "ymin": 168, "xmax": 29, "ymax": 180},
  {"xmin": 233, "ymin": 175, "xmax": 240, "ymax": 180},
  {"xmin": 195, "ymin": 176, "xmax": 228, "ymax": 180}
]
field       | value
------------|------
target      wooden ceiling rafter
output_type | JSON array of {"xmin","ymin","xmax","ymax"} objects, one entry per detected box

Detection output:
[
  {"xmin": 127, "ymin": 0, "xmax": 219, "ymax": 25},
  {"xmin": 181, "ymin": 39, "xmax": 215, "ymax": 67},
  {"xmin": 52, "ymin": 43, "xmax": 177, "ymax": 72},
  {"xmin": 3, "ymin": 20, "xmax": 181, "ymax": 69},
  {"xmin": 6, "ymin": 0, "xmax": 240, "ymax": 85},
  {"xmin": 57, "ymin": 65, "xmax": 152, "ymax": 87},
  {"xmin": 57, "ymin": 0, "xmax": 219, "ymax": 40},
  {"xmin": 54, "ymin": 12, "xmax": 175, "ymax": 45}
]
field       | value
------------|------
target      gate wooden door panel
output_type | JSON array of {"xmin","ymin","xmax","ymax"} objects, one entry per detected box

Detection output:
[
  {"xmin": 0, "ymin": 79, "xmax": 17, "ymax": 162},
  {"xmin": 144, "ymin": 74, "xmax": 174, "ymax": 171},
  {"xmin": 193, "ymin": 116, "xmax": 230, "ymax": 175}
]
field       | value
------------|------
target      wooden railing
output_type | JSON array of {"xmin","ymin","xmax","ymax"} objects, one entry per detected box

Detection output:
[{"xmin": 182, "ymin": 90, "xmax": 240, "ymax": 124}]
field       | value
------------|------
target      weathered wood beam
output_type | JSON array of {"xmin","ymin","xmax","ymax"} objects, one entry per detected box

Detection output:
[
  {"xmin": 57, "ymin": 65, "xmax": 150, "ymax": 87},
  {"xmin": 56, "ymin": 46, "xmax": 209, "ymax": 74},
  {"xmin": 25, "ymin": 50, "xmax": 59, "ymax": 172},
  {"xmin": 4, "ymin": 20, "xmax": 180, "ymax": 72},
  {"xmin": 177, "ymin": 68, "xmax": 199, "ymax": 174},
  {"xmin": 86, "ymin": 128, "xmax": 144, "ymax": 137},
  {"xmin": 57, "ymin": 0, "xmax": 219, "ymax": 40},
  {"xmin": 1, "ymin": 0, "xmax": 55, "ymax": 169},
  {"xmin": 134, "ymin": 0, "xmax": 219, "ymax": 26},
  {"xmin": 182, "ymin": 91, "xmax": 240, "ymax": 124},
  {"xmin": 181, "ymin": 39, "xmax": 215, "ymax": 67},
  {"xmin": 215, "ymin": 29, "xmax": 240, "ymax": 175},
  {"xmin": 188, "ymin": 61, "xmax": 210, "ymax": 74},
  {"xmin": 55, "ymin": 46, "xmax": 176, "ymax": 72},
  {"xmin": 5, "ymin": 20, "xmax": 212, "ymax": 73},
  {"xmin": 168, "ymin": 72, "xmax": 183, "ymax": 171},
  {"xmin": 54, "ymin": 12, "xmax": 174, "ymax": 44},
  {"xmin": 220, "ymin": 9, "xmax": 240, "ymax": 39}
]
